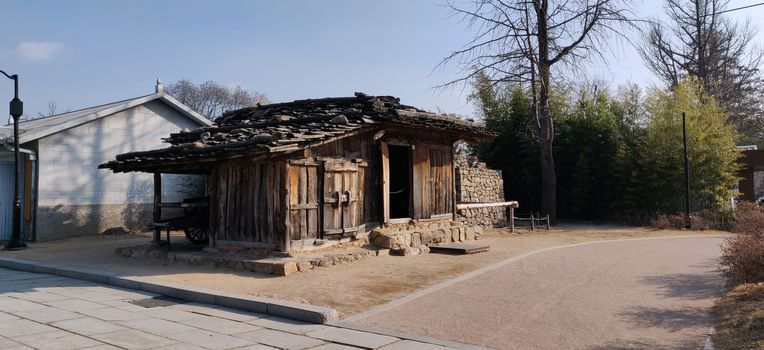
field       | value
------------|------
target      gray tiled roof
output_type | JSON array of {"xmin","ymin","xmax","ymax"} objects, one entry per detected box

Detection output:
[{"xmin": 100, "ymin": 93, "xmax": 492, "ymax": 173}]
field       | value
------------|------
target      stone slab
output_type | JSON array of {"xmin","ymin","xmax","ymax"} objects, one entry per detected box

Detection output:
[
  {"xmin": 92, "ymin": 329, "xmax": 177, "ymax": 349},
  {"xmin": 179, "ymin": 314, "xmax": 262, "ymax": 335},
  {"xmin": 12, "ymin": 306, "xmax": 81, "ymax": 323},
  {"xmin": 428, "ymin": 243, "xmax": 489, "ymax": 255},
  {"xmin": 52, "ymin": 317, "xmax": 128, "ymax": 336},
  {"xmin": 233, "ymin": 328, "xmax": 325, "ymax": 349},
  {"xmin": 307, "ymin": 327, "xmax": 398, "ymax": 349},
  {"xmin": 14, "ymin": 330, "xmax": 103, "ymax": 350},
  {"xmin": 164, "ymin": 330, "xmax": 254, "ymax": 350}
]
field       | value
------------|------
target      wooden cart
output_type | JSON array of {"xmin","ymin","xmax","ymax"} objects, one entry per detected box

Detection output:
[{"xmin": 152, "ymin": 196, "xmax": 210, "ymax": 245}]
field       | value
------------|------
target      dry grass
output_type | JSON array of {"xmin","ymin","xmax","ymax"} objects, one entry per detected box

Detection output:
[{"xmin": 712, "ymin": 282, "xmax": 764, "ymax": 350}]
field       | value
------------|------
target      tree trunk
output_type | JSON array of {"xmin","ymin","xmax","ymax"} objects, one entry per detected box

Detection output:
[
  {"xmin": 537, "ymin": 62, "xmax": 557, "ymax": 222},
  {"xmin": 535, "ymin": 0, "xmax": 557, "ymax": 222}
]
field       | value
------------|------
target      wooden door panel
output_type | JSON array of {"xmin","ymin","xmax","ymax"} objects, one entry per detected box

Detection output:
[
  {"xmin": 322, "ymin": 159, "xmax": 364, "ymax": 238},
  {"xmin": 288, "ymin": 160, "xmax": 319, "ymax": 241}
]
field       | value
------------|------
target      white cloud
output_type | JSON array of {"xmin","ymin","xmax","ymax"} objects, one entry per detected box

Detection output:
[{"xmin": 16, "ymin": 41, "xmax": 64, "ymax": 60}]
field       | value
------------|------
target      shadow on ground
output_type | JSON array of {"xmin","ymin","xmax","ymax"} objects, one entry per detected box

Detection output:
[
  {"xmin": 584, "ymin": 337, "xmax": 702, "ymax": 350},
  {"xmin": 641, "ymin": 269, "xmax": 722, "ymax": 300}
]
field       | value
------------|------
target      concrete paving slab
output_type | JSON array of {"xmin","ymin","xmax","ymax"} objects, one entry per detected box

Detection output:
[
  {"xmin": 43, "ymin": 298, "xmax": 110, "ymax": 312},
  {"xmin": 3, "ymin": 291, "xmax": 71, "ymax": 303},
  {"xmin": 0, "ymin": 297, "xmax": 46, "ymax": 313},
  {"xmin": 228, "ymin": 345, "xmax": 279, "ymax": 350},
  {"xmin": 52, "ymin": 317, "xmax": 128, "ymax": 336},
  {"xmin": 308, "ymin": 344, "xmax": 363, "ymax": 350},
  {"xmin": 135, "ymin": 306, "xmax": 202, "ymax": 322},
  {"xmin": 307, "ymin": 328, "xmax": 398, "ymax": 349},
  {"xmin": 247, "ymin": 316, "xmax": 328, "ymax": 335},
  {"xmin": 14, "ymin": 330, "xmax": 103, "ymax": 350},
  {"xmin": 76, "ymin": 307, "xmax": 148, "ymax": 321},
  {"xmin": 92, "ymin": 329, "xmax": 177, "ymax": 349},
  {"xmin": 233, "ymin": 328, "xmax": 326, "ymax": 349},
  {"xmin": 100, "ymin": 300, "xmax": 151, "ymax": 312},
  {"xmin": 170, "ymin": 302, "xmax": 263, "ymax": 322},
  {"xmin": 117, "ymin": 318, "xmax": 198, "ymax": 334},
  {"xmin": 0, "ymin": 318, "xmax": 58, "ymax": 337},
  {"xmin": 0, "ymin": 312, "xmax": 19, "ymax": 321},
  {"xmin": 380, "ymin": 340, "xmax": 453, "ymax": 350},
  {"xmin": 0, "ymin": 336, "xmax": 23, "ymax": 349},
  {"xmin": 150, "ymin": 343, "xmax": 206, "ymax": 350},
  {"xmin": 80, "ymin": 345, "xmax": 122, "ymax": 350},
  {"xmin": 180, "ymin": 314, "xmax": 262, "ymax": 335},
  {"xmin": 164, "ymin": 329, "xmax": 254, "ymax": 350},
  {"xmin": 12, "ymin": 306, "xmax": 81, "ymax": 323}
]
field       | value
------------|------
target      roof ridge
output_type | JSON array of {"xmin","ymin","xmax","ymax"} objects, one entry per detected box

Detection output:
[{"xmin": 17, "ymin": 92, "xmax": 156, "ymax": 124}]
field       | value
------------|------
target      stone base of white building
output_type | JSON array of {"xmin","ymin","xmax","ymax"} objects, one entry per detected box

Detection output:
[{"xmin": 35, "ymin": 203, "xmax": 154, "ymax": 241}]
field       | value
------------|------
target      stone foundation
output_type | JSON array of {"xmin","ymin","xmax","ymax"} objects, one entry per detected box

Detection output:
[
  {"xmin": 457, "ymin": 206, "xmax": 509, "ymax": 227},
  {"xmin": 36, "ymin": 203, "xmax": 153, "ymax": 241},
  {"xmin": 369, "ymin": 221, "xmax": 483, "ymax": 256},
  {"xmin": 115, "ymin": 244, "xmax": 387, "ymax": 276}
]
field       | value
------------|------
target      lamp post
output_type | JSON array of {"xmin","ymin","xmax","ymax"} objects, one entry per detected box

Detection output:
[
  {"xmin": 1, "ymin": 70, "xmax": 27, "ymax": 250},
  {"xmin": 682, "ymin": 112, "xmax": 691, "ymax": 229}
]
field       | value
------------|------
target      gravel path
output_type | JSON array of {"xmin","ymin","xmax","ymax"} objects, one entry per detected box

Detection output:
[{"xmin": 350, "ymin": 236, "xmax": 725, "ymax": 350}]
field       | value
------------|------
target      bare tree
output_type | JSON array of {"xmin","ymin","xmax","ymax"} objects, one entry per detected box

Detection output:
[
  {"xmin": 440, "ymin": 0, "xmax": 633, "ymax": 221},
  {"xmin": 166, "ymin": 79, "xmax": 269, "ymax": 120},
  {"xmin": 639, "ymin": 0, "xmax": 764, "ymax": 137},
  {"xmin": 36, "ymin": 101, "xmax": 71, "ymax": 118}
]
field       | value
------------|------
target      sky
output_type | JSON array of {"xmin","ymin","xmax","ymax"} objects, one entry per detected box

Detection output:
[{"xmin": 1, "ymin": 0, "xmax": 764, "ymax": 121}]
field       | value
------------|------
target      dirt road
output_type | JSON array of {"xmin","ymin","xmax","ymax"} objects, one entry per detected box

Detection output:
[{"xmin": 348, "ymin": 236, "xmax": 725, "ymax": 349}]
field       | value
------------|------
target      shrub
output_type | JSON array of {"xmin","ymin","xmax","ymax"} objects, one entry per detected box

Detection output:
[
  {"xmin": 720, "ymin": 235, "xmax": 764, "ymax": 284},
  {"xmin": 731, "ymin": 201, "xmax": 764, "ymax": 235},
  {"xmin": 720, "ymin": 202, "xmax": 764, "ymax": 285},
  {"xmin": 648, "ymin": 209, "xmax": 732, "ymax": 230}
]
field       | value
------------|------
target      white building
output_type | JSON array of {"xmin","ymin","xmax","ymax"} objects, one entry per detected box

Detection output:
[{"xmin": 0, "ymin": 81, "xmax": 210, "ymax": 241}]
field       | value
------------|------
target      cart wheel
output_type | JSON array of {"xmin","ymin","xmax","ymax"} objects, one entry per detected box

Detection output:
[{"xmin": 184, "ymin": 226, "xmax": 209, "ymax": 244}]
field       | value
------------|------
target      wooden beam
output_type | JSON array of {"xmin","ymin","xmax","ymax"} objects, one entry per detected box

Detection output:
[
  {"xmin": 152, "ymin": 172, "xmax": 162, "ymax": 243},
  {"xmin": 456, "ymin": 201, "xmax": 519, "ymax": 210},
  {"xmin": 381, "ymin": 142, "xmax": 390, "ymax": 224}
]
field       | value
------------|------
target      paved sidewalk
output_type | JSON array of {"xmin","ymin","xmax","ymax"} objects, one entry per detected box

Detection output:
[{"xmin": 0, "ymin": 268, "xmax": 475, "ymax": 350}]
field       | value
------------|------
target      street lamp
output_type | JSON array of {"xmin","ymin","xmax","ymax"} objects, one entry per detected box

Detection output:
[{"xmin": 1, "ymin": 70, "xmax": 27, "ymax": 250}]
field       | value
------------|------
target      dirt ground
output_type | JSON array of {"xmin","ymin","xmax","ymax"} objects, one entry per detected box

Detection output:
[
  {"xmin": 712, "ymin": 282, "xmax": 764, "ymax": 350},
  {"xmin": 0, "ymin": 225, "xmax": 728, "ymax": 318}
]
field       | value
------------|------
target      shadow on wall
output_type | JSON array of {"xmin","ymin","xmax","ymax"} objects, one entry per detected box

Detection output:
[{"xmin": 35, "ymin": 203, "xmax": 152, "ymax": 241}]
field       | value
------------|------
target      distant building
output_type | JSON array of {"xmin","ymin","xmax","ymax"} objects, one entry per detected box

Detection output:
[
  {"xmin": 738, "ymin": 149, "xmax": 764, "ymax": 203},
  {"xmin": 0, "ymin": 81, "xmax": 210, "ymax": 242}
]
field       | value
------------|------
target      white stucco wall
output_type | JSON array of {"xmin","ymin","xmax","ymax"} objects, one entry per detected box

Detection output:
[{"xmin": 36, "ymin": 100, "xmax": 204, "ymax": 207}]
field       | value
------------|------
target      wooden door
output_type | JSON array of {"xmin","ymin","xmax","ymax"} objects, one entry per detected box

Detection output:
[
  {"xmin": 322, "ymin": 159, "xmax": 365, "ymax": 238},
  {"xmin": 287, "ymin": 159, "xmax": 320, "ymax": 241}
]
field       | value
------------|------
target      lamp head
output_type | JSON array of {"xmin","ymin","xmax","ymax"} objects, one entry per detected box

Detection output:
[{"xmin": 10, "ymin": 97, "xmax": 22, "ymax": 118}]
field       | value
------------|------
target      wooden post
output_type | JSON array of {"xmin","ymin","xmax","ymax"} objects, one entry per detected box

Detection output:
[
  {"xmin": 509, "ymin": 207, "xmax": 515, "ymax": 233},
  {"xmin": 546, "ymin": 214, "xmax": 550, "ymax": 230},
  {"xmin": 381, "ymin": 142, "xmax": 390, "ymax": 224},
  {"xmin": 530, "ymin": 212, "xmax": 535, "ymax": 231},
  {"xmin": 152, "ymin": 172, "xmax": 162, "ymax": 243}
]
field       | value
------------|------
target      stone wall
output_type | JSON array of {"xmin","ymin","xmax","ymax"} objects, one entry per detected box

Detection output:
[{"xmin": 454, "ymin": 153, "xmax": 508, "ymax": 227}]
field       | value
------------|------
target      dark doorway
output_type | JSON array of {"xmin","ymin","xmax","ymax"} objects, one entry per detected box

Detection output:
[{"xmin": 388, "ymin": 145, "xmax": 411, "ymax": 219}]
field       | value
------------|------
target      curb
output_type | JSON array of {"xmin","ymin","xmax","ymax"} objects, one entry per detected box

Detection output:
[
  {"xmin": 0, "ymin": 256, "xmax": 338, "ymax": 324},
  {"xmin": 329, "ymin": 322, "xmax": 492, "ymax": 350}
]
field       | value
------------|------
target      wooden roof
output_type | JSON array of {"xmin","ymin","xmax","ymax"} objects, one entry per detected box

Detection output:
[{"xmin": 100, "ymin": 93, "xmax": 493, "ymax": 173}]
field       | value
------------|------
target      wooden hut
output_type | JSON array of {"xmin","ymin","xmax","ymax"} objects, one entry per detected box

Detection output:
[{"xmin": 100, "ymin": 93, "xmax": 493, "ymax": 253}]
